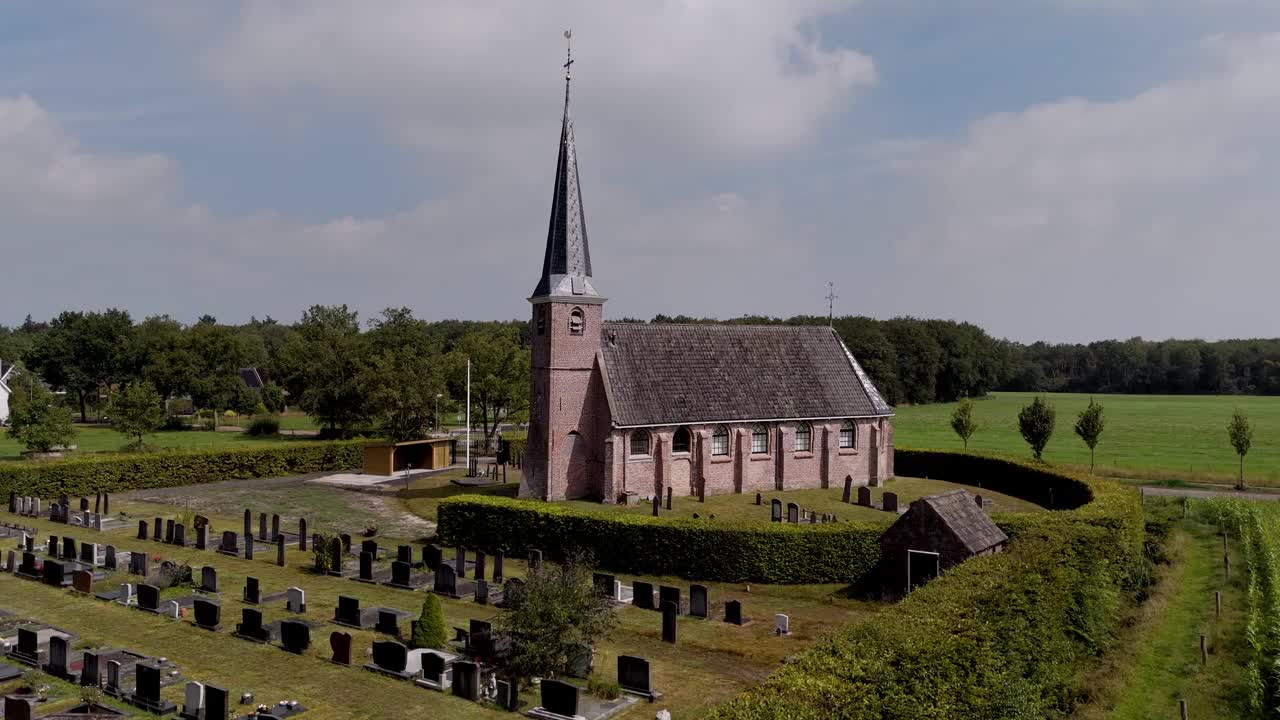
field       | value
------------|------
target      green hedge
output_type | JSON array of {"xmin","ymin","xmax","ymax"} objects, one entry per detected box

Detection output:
[
  {"xmin": 895, "ymin": 448, "xmax": 1094, "ymax": 510},
  {"xmin": 706, "ymin": 454, "xmax": 1144, "ymax": 720},
  {"xmin": 0, "ymin": 441, "xmax": 365, "ymax": 498},
  {"xmin": 437, "ymin": 495, "xmax": 889, "ymax": 584}
]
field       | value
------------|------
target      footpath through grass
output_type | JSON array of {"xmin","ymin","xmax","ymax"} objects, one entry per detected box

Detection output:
[{"xmin": 895, "ymin": 392, "xmax": 1280, "ymax": 485}]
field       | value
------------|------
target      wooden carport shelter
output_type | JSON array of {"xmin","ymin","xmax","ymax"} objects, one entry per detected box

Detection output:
[{"xmin": 362, "ymin": 438, "xmax": 455, "ymax": 476}]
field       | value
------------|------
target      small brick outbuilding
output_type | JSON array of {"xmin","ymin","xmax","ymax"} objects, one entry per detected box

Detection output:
[{"xmin": 879, "ymin": 489, "xmax": 1008, "ymax": 595}]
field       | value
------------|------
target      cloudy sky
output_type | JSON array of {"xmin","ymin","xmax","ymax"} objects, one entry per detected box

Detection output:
[{"xmin": 3, "ymin": 2, "xmax": 1279, "ymax": 343}]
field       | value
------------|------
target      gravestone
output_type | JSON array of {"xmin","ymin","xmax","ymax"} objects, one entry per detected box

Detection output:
[
  {"xmin": 106, "ymin": 660, "xmax": 121, "ymax": 696},
  {"xmin": 474, "ymin": 549, "xmax": 487, "ymax": 579},
  {"xmin": 4, "ymin": 697, "xmax": 33, "ymax": 720},
  {"xmin": 173, "ymin": 523, "xmax": 186, "ymax": 547},
  {"xmin": 152, "ymin": 517, "xmax": 162, "ymax": 541},
  {"xmin": 329, "ymin": 631, "xmax": 352, "ymax": 665},
  {"xmin": 137, "ymin": 520, "xmax": 148, "ymax": 540},
  {"xmin": 80, "ymin": 497, "xmax": 89, "ymax": 512},
  {"xmin": 4, "ymin": 549, "xmax": 12, "ymax": 572},
  {"xmin": 633, "ymin": 581, "xmax": 655, "ymax": 610},
  {"xmin": 659, "ymin": 585, "xmax": 681, "ymax": 614},
  {"xmin": 371, "ymin": 640, "xmax": 408, "ymax": 673},
  {"xmin": 6, "ymin": 490, "xmax": 13, "ymax": 513},
  {"xmin": 183, "ymin": 682, "xmax": 204, "ymax": 719},
  {"xmin": 594, "ymin": 572, "xmax": 616, "ymax": 598},
  {"xmin": 618, "ymin": 655, "xmax": 654, "ymax": 699},
  {"xmin": 375, "ymin": 609, "xmax": 401, "ymax": 637},
  {"xmin": 165, "ymin": 519, "xmax": 174, "ymax": 544},
  {"xmin": 771, "ymin": 498, "xmax": 782, "ymax": 522},
  {"xmin": 666, "ymin": 486, "xmax": 673, "ymax": 510},
  {"xmin": 469, "ymin": 619, "xmax": 494, "ymax": 656},
  {"xmin": 474, "ymin": 579, "xmax": 490, "ymax": 605},
  {"xmin": 131, "ymin": 661, "xmax": 176, "ymax": 714},
  {"xmin": 755, "ymin": 491, "xmax": 762, "ymax": 506},
  {"xmin": 130, "ymin": 551, "xmax": 147, "ymax": 576},
  {"xmin": 434, "ymin": 563, "xmax": 458, "ymax": 597},
  {"xmin": 362, "ymin": 539, "xmax": 379, "ymax": 557},
  {"xmin": 843, "ymin": 475, "xmax": 854, "ymax": 503},
  {"xmin": 162, "ymin": 600, "xmax": 180, "ymax": 619},
  {"xmin": 80, "ymin": 649, "xmax": 100, "ymax": 686},
  {"xmin": 495, "ymin": 679, "xmax": 519, "ymax": 711},
  {"xmin": 857, "ymin": 486, "xmax": 872, "ymax": 507},
  {"xmin": 14, "ymin": 626, "xmax": 39, "ymax": 665},
  {"xmin": 359, "ymin": 551, "xmax": 374, "ymax": 581},
  {"xmin": 540, "ymin": 678, "xmax": 579, "ymax": 718},
  {"xmin": 287, "ymin": 586, "xmax": 306, "ymax": 613},
  {"xmin": 243, "ymin": 509, "xmax": 252, "ymax": 541},
  {"xmin": 690, "ymin": 584, "xmax": 709, "ymax": 618},
  {"xmin": 452, "ymin": 660, "xmax": 480, "ymax": 701},
  {"xmin": 62, "ymin": 536, "xmax": 75, "ymax": 560},
  {"xmin": 259, "ymin": 513, "xmax": 268, "ymax": 541},
  {"xmin": 334, "ymin": 596, "xmax": 361, "ymax": 627},
  {"xmin": 421, "ymin": 652, "xmax": 448, "ymax": 686},
  {"xmin": 72, "ymin": 569, "xmax": 94, "ymax": 594},
  {"xmin": 119, "ymin": 583, "xmax": 134, "ymax": 606},
  {"xmin": 47, "ymin": 534, "xmax": 57, "ymax": 556},
  {"xmin": 280, "ymin": 620, "xmax": 310, "ymax": 654},
  {"xmin": 138, "ymin": 583, "xmax": 160, "ymax": 612},
  {"xmin": 43, "ymin": 559, "xmax": 66, "ymax": 587},
  {"xmin": 661, "ymin": 601, "xmax": 677, "ymax": 643},
  {"xmin": 424, "ymin": 544, "xmax": 442, "ymax": 571},
  {"xmin": 389, "ymin": 560, "xmax": 411, "ymax": 588},
  {"xmin": 786, "ymin": 502, "xmax": 799, "ymax": 523},
  {"xmin": 975, "ymin": 494, "xmax": 985, "ymax": 508},
  {"xmin": 528, "ymin": 548, "xmax": 542, "ymax": 570},
  {"xmin": 244, "ymin": 529, "xmax": 254, "ymax": 560},
  {"xmin": 201, "ymin": 566, "xmax": 218, "ymax": 593},
  {"xmin": 236, "ymin": 608, "xmax": 270, "ymax": 642},
  {"xmin": 454, "ymin": 546, "xmax": 466, "ymax": 578},
  {"xmin": 882, "ymin": 491, "xmax": 899, "ymax": 513},
  {"xmin": 195, "ymin": 525, "xmax": 208, "ymax": 551},
  {"xmin": 243, "ymin": 576, "xmax": 260, "ymax": 604},
  {"xmin": 276, "ymin": 535, "xmax": 286, "ymax": 566},
  {"xmin": 219, "ymin": 531, "xmax": 239, "ymax": 556},
  {"xmin": 328, "ymin": 537, "xmax": 342, "ymax": 576},
  {"xmin": 194, "ymin": 597, "xmax": 221, "ymax": 630},
  {"xmin": 298, "ymin": 518, "xmax": 307, "ymax": 551},
  {"xmin": 725, "ymin": 599, "xmax": 746, "ymax": 625},
  {"xmin": 340, "ymin": 533, "xmax": 352, "ymax": 552},
  {"xmin": 44, "ymin": 635, "xmax": 70, "ymax": 679},
  {"xmin": 502, "ymin": 577, "xmax": 526, "ymax": 606},
  {"xmin": 104, "ymin": 544, "xmax": 117, "ymax": 570},
  {"xmin": 652, "ymin": 496, "xmax": 659, "ymax": 516},
  {"xmin": 102, "ymin": 492, "xmax": 110, "ymax": 514},
  {"xmin": 204, "ymin": 686, "xmax": 229, "ymax": 720},
  {"xmin": 492, "ymin": 550, "xmax": 504, "ymax": 582},
  {"xmin": 775, "ymin": 613, "xmax": 790, "ymax": 635},
  {"xmin": 80, "ymin": 541, "xmax": 97, "ymax": 565},
  {"xmin": 271, "ymin": 513, "xmax": 280, "ymax": 541},
  {"xmin": 397, "ymin": 544, "xmax": 412, "ymax": 564}
]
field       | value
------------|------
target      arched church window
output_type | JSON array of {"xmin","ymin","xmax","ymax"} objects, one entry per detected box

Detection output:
[
  {"xmin": 569, "ymin": 308, "xmax": 584, "ymax": 335},
  {"xmin": 840, "ymin": 420, "xmax": 857, "ymax": 449},
  {"xmin": 712, "ymin": 426, "xmax": 730, "ymax": 456},
  {"xmin": 795, "ymin": 423, "xmax": 812, "ymax": 453},
  {"xmin": 751, "ymin": 424, "xmax": 769, "ymax": 454},
  {"xmin": 629, "ymin": 429, "xmax": 650, "ymax": 457},
  {"xmin": 672, "ymin": 427, "xmax": 691, "ymax": 454}
]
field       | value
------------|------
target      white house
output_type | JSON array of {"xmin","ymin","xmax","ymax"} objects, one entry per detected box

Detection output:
[{"xmin": 0, "ymin": 362, "xmax": 13, "ymax": 425}]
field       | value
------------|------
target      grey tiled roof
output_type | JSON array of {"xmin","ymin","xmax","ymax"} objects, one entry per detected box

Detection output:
[
  {"xmin": 598, "ymin": 322, "xmax": 893, "ymax": 427},
  {"xmin": 920, "ymin": 490, "xmax": 1008, "ymax": 554}
]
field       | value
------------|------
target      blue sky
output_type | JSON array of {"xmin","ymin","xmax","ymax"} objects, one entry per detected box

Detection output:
[{"xmin": 2, "ymin": 2, "xmax": 1280, "ymax": 342}]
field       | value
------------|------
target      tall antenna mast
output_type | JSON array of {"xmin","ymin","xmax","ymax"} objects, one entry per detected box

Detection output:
[{"xmin": 826, "ymin": 281, "xmax": 839, "ymax": 327}]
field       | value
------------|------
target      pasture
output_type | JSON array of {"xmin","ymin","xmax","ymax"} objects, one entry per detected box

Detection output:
[
  {"xmin": 893, "ymin": 392, "xmax": 1280, "ymax": 485},
  {"xmin": 0, "ymin": 425, "xmax": 303, "ymax": 461}
]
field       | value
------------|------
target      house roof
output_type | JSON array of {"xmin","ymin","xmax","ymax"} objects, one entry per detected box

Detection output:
[
  {"xmin": 239, "ymin": 368, "xmax": 264, "ymax": 390},
  {"xmin": 916, "ymin": 489, "xmax": 1008, "ymax": 554},
  {"xmin": 598, "ymin": 322, "xmax": 893, "ymax": 427}
]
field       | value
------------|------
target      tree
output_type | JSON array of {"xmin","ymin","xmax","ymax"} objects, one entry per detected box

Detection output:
[
  {"xmin": 447, "ymin": 329, "xmax": 530, "ymax": 449},
  {"xmin": 8, "ymin": 383, "xmax": 75, "ymax": 453},
  {"xmin": 497, "ymin": 552, "xmax": 616, "ymax": 681},
  {"xmin": 261, "ymin": 382, "xmax": 287, "ymax": 413},
  {"xmin": 410, "ymin": 594, "xmax": 447, "ymax": 650},
  {"xmin": 279, "ymin": 305, "xmax": 370, "ymax": 435},
  {"xmin": 360, "ymin": 349, "xmax": 447, "ymax": 442},
  {"xmin": 949, "ymin": 398, "xmax": 978, "ymax": 449},
  {"xmin": 25, "ymin": 309, "xmax": 134, "ymax": 421},
  {"xmin": 1073, "ymin": 398, "xmax": 1106, "ymax": 473},
  {"xmin": 111, "ymin": 381, "xmax": 166, "ymax": 448},
  {"xmin": 1229, "ymin": 409, "xmax": 1253, "ymax": 491},
  {"xmin": 1017, "ymin": 396, "xmax": 1056, "ymax": 460}
]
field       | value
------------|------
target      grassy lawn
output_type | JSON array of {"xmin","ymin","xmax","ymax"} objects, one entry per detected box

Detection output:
[
  {"xmin": 0, "ymin": 425, "xmax": 306, "ymax": 461},
  {"xmin": 895, "ymin": 392, "xmax": 1280, "ymax": 485},
  {"xmin": 1071, "ymin": 502, "xmax": 1248, "ymax": 719},
  {"xmin": 0, "ymin": 475, "xmax": 882, "ymax": 718},
  {"xmin": 557, "ymin": 474, "xmax": 1043, "ymax": 521}
]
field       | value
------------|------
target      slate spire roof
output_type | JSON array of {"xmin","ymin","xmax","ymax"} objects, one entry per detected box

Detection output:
[{"xmin": 532, "ymin": 39, "xmax": 599, "ymax": 301}]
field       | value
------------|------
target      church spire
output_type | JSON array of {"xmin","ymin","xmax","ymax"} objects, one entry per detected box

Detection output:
[{"xmin": 532, "ymin": 29, "xmax": 600, "ymax": 301}]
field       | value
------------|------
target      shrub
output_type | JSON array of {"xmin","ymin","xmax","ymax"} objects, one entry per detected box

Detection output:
[
  {"xmin": 0, "ymin": 440, "xmax": 364, "ymax": 498},
  {"xmin": 246, "ymin": 415, "xmax": 281, "ymax": 436},
  {"xmin": 410, "ymin": 594, "xmax": 447, "ymax": 650}
]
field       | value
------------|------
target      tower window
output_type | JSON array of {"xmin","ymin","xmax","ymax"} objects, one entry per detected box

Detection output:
[
  {"xmin": 569, "ymin": 308, "xmax": 584, "ymax": 335},
  {"xmin": 629, "ymin": 430, "xmax": 650, "ymax": 457},
  {"xmin": 672, "ymin": 427, "xmax": 691, "ymax": 454},
  {"xmin": 751, "ymin": 424, "xmax": 769, "ymax": 454},
  {"xmin": 840, "ymin": 420, "xmax": 857, "ymax": 449},
  {"xmin": 712, "ymin": 426, "xmax": 729, "ymax": 456},
  {"xmin": 795, "ymin": 423, "xmax": 812, "ymax": 453},
  {"xmin": 536, "ymin": 306, "xmax": 546, "ymax": 335}
]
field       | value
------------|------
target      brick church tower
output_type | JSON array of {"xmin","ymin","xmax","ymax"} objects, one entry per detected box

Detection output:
[{"xmin": 520, "ymin": 40, "xmax": 609, "ymax": 501}]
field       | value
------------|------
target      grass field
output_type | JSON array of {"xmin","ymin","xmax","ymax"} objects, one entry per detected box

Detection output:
[
  {"xmin": 894, "ymin": 392, "xmax": 1280, "ymax": 485},
  {"xmin": 0, "ymin": 425, "xmax": 308, "ymax": 461}
]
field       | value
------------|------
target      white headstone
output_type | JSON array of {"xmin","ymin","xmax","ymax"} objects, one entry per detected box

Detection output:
[
  {"xmin": 614, "ymin": 580, "xmax": 624, "ymax": 602},
  {"xmin": 183, "ymin": 681, "xmax": 205, "ymax": 716},
  {"xmin": 774, "ymin": 613, "xmax": 790, "ymax": 635},
  {"xmin": 287, "ymin": 586, "xmax": 305, "ymax": 613},
  {"xmin": 31, "ymin": 498, "xmax": 40, "ymax": 517},
  {"xmin": 16, "ymin": 497, "xmax": 25, "ymax": 515},
  {"xmin": 656, "ymin": 710, "xmax": 672, "ymax": 720},
  {"xmin": 162, "ymin": 600, "xmax": 180, "ymax": 619},
  {"xmin": 119, "ymin": 584, "xmax": 134, "ymax": 606}
]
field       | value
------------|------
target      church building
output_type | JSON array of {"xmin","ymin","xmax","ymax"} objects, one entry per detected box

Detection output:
[{"xmin": 520, "ymin": 48, "xmax": 894, "ymax": 503}]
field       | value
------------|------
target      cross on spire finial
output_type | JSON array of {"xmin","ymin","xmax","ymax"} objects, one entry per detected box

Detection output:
[
  {"xmin": 826, "ymin": 281, "xmax": 839, "ymax": 327},
  {"xmin": 563, "ymin": 29, "xmax": 574, "ymax": 81}
]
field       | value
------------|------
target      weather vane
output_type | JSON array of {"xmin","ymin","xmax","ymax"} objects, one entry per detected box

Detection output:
[{"xmin": 564, "ymin": 28, "xmax": 574, "ymax": 81}]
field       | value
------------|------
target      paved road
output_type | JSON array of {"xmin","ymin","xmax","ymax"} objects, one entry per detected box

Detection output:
[{"xmin": 1141, "ymin": 486, "xmax": 1280, "ymax": 502}]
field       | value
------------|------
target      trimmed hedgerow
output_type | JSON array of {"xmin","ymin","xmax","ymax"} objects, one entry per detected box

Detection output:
[
  {"xmin": 0, "ymin": 441, "xmax": 365, "ymax": 499},
  {"xmin": 437, "ymin": 495, "xmax": 889, "ymax": 584},
  {"xmin": 704, "ymin": 453, "xmax": 1143, "ymax": 720}
]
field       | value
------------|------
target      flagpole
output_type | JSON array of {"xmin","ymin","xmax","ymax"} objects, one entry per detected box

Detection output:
[{"xmin": 465, "ymin": 358, "xmax": 471, "ymax": 472}]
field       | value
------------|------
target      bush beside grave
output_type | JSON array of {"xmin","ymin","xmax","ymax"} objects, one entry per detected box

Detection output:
[
  {"xmin": 437, "ymin": 496, "xmax": 889, "ymax": 584},
  {"xmin": 0, "ymin": 440, "xmax": 365, "ymax": 498},
  {"xmin": 705, "ymin": 453, "xmax": 1144, "ymax": 720}
]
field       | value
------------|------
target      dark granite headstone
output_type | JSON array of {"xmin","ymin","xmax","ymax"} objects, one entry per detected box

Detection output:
[
  {"xmin": 271, "ymin": 513, "xmax": 280, "ymax": 541},
  {"xmin": 652, "ymin": 496, "xmax": 660, "ymax": 516},
  {"xmin": 329, "ymin": 631, "xmax": 352, "ymax": 665},
  {"xmin": 474, "ymin": 578, "xmax": 490, "ymax": 605},
  {"xmin": 858, "ymin": 486, "xmax": 872, "ymax": 507},
  {"xmin": 421, "ymin": 651, "xmax": 447, "ymax": 684},
  {"xmin": 690, "ymin": 584, "xmax": 709, "ymax": 618},
  {"xmin": 540, "ymin": 678, "xmax": 580, "ymax": 717},
  {"xmin": 62, "ymin": 536, "xmax": 75, "ymax": 560},
  {"xmin": 618, "ymin": 655, "xmax": 652, "ymax": 697},
  {"xmin": 236, "ymin": 608, "xmax": 270, "ymax": 642},
  {"xmin": 725, "ymin": 599, "xmax": 746, "ymax": 625},
  {"xmin": 133, "ymin": 661, "xmax": 168, "ymax": 709},
  {"xmin": 371, "ymin": 640, "xmax": 407, "ymax": 673},
  {"xmin": 194, "ymin": 598, "xmax": 221, "ymax": 630},
  {"xmin": 397, "ymin": 545, "xmax": 412, "ymax": 564},
  {"xmin": 244, "ymin": 529, "xmax": 254, "ymax": 560},
  {"xmin": 137, "ymin": 520, "xmax": 148, "ymax": 540},
  {"xmin": 43, "ymin": 559, "xmax": 66, "ymax": 587},
  {"xmin": 243, "ymin": 576, "xmax": 260, "ymax": 604},
  {"xmin": 375, "ymin": 609, "xmax": 401, "ymax": 637},
  {"xmin": 196, "ymin": 525, "xmax": 208, "ymax": 550},
  {"xmin": 17, "ymin": 551, "xmax": 35, "ymax": 577},
  {"xmin": 424, "ymin": 544, "xmax": 442, "ymax": 571},
  {"xmin": 659, "ymin": 585, "xmax": 681, "ymax": 614},
  {"xmin": 495, "ymin": 679, "xmax": 519, "ymax": 711},
  {"xmin": 770, "ymin": 498, "xmax": 782, "ymax": 522},
  {"xmin": 593, "ymin": 572, "xmax": 616, "ymax": 598},
  {"xmin": 4, "ymin": 696, "xmax": 33, "ymax": 720},
  {"xmin": 633, "ymin": 581, "xmax": 655, "ymax": 610},
  {"xmin": 80, "ymin": 497, "xmax": 89, "ymax": 512},
  {"xmin": 328, "ymin": 538, "xmax": 342, "ymax": 576},
  {"xmin": 452, "ymin": 660, "xmax": 480, "ymax": 701},
  {"xmin": 173, "ymin": 523, "xmax": 186, "ymax": 547},
  {"xmin": 390, "ymin": 560, "xmax": 411, "ymax": 588},
  {"xmin": 219, "ymin": 530, "xmax": 238, "ymax": 556},
  {"xmin": 528, "ymin": 548, "xmax": 542, "ymax": 570},
  {"xmin": 44, "ymin": 635, "xmax": 70, "ymax": 678},
  {"xmin": 165, "ymin": 519, "xmax": 174, "ymax": 544},
  {"xmin": 361, "ymin": 539, "xmax": 378, "ymax": 557},
  {"xmin": 843, "ymin": 475, "xmax": 853, "ymax": 503},
  {"xmin": 138, "ymin": 583, "xmax": 160, "ymax": 612},
  {"xmin": 474, "ymin": 549, "xmax": 487, "ymax": 579},
  {"xmin": 298, "ymin": 519, "xmax": 307, "ymax": 551},
  {"xmin": 434, "ymin": 563, "xmax": 457, "ymax": 596},
  {"xmin": 243, "ymin": 509, "xmax": 252, "ymax": 540},
  {"xmin": 280, "ymin": 619, "xmax": 310, "ymax": 654},
  {"xmin": 15, "ymin": 626, "xmax": 39, "ymax": 665},
  {"xmin": 340, "ymin": 533, "xmax": 352, "ymax": 552},
  {"xmin": 80, "ymin": 649, "xmax": 100, "ymax": 686},
  {"xmin": 661, "ymin": 600, "xmax": 677, "ymax": 643},
  {"xmin": 454, "ymin": 546, "xmax": 466, "ymax": 578},
  {"xmin": 259, "ymin": 512, "xmax": 268, "ymax": 542},
  {"xmin": 334, "ymin": 595, "xmax": 361, "ymax": 627},
  {"xmin": 786, "ymin": 502, "xmax": 799, "ymax": 523},
  {"xmin": 492, "ymin": 550, "xmax": 504, "ymax": 582},
  {"xmin": 46, "ymin": 534, "xmax": 57, "ymax": 556},
  {"xmin": 103, "ymin": 544, "xmax": 117, "ymax": 570},
  {"xmin": 276, "ymin": 535, "xmax": 286, "ymax": 566},
  {"xmin": 79, "ymin": 541, "xmax": 96, "ymax": 565},
  {"xmin": 359, "ymin": 551, "xmax": 374, "ymax": 581},
  {"xmin": 201, "ymin": 566, "xmax": 218, "ymax": 593},
  {"xmin": 130, "ymin": 551, "xmax": 147, "ymax": 576},
  {"xmin": 883, "ymin": 491, "xmax": 899, "ymax": 513},
  {"xmin": 204, "ymin": 685, "xmax": 229, "ymax": 720}
]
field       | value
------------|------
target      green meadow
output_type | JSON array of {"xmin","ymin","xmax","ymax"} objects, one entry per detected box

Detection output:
[{"xmin": 893, "ymin": 392, "xmax": 1280, "ymax": 485}]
